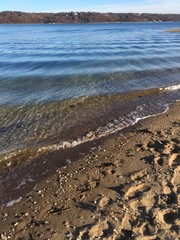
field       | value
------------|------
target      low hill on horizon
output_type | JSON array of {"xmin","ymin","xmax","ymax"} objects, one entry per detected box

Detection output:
[{"xmin": 0, "ymin": 11, "xmax": 180, "ymax": 24}]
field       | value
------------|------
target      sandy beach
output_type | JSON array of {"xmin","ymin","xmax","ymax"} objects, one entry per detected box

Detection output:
[{"xmin": 0, "ymin": 101, "xmax": 179, "ymax": 240}]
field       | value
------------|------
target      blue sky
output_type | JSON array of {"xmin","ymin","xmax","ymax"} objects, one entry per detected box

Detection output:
[{"xmin": 0, "ymin": 0, "xmax": 180, "ymax": 14}]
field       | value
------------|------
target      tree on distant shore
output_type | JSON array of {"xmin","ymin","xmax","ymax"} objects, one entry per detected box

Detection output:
[{"xmin": 0, "ymin": 11, "xmax": 180, "ymax": 24}]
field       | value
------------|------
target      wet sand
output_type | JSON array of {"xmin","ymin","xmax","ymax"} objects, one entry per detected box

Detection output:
[{"xmin": 0, "ymin": 102, "xmax": 179, "ymax": 240}]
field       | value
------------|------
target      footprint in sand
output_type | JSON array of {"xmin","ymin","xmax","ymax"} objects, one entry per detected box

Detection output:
[
  {"xmin": 125, "ymin": 183, "xmax": 150, "ymax": 198},
  {"xmin": 121, "ymin": 213, "xmax": 133, "ymax": 231},
  {"xmin": 162, "ymin": 141, "xmax": 174, "ymax": 155},
  {"xmin": 140, "ymin": 189, "xmax": 156, "ymax": 211},
  {"xmin": 99, "ymin": 162, "xmax": 116, "ymax": 176},
  {"xmin": 163, "ymin": 212, "xmax": 178, "ymax": 225},
  {"xmin": 141, "ymin": 154, "xmax": 165, "ymax": 166},
  {"xmin": 130, "ymin": 170, "xmax": 147, "ymax": 181},
  {"xmin": 77, "ymin": 220, "xmax": 114, "ymax": 239},
  {"xmin": 98, "ymin": 196, "xmax": 111, "ymax": 209},
  {"xmin": 139, "ymin": 222, "xmax": 156, "ymax": 239},
  {"xmin": 155, "ymin": 209, "xmax": 179, "ymax": 229},
  {"xmin": 147, "ymin": 140, "xmax": 173, "ymax": 154}
]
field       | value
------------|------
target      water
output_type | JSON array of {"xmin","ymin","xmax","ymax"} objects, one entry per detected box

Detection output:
[{"xmin": 0, "ymin": 22, "xmax": 180, "ymax": 162}]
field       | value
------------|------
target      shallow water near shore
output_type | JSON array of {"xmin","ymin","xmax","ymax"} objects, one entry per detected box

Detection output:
[
  {"xmin": 0, "ymin": 85, "xmax": 180, "ymax": 167},
  {"xmin": 0, "ymin": 22, "xmax": 180, "ymax": 164}
]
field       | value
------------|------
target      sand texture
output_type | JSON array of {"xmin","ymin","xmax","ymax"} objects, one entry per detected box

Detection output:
[{"xmin": 0, "ymin": 102, "xmax": 179, "ymax": 240}]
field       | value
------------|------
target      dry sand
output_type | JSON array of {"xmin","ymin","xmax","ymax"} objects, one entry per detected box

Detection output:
[{"xmin": 0, "ymin": 102, "xmax": 179, "ymax": 240}]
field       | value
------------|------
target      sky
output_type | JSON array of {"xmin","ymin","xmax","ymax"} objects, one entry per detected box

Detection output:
[{"xmin": 0, "ymin": 0, "xmax": 180, "ymax": 14}]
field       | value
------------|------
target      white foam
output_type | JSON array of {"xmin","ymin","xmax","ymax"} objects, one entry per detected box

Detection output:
[
  {"xmin": 5, "ymin": 197, "xmax": 22, "ymax": 207},
  {"xmin": 15, "ymin": 180, "xmax": 26, "ymax": 190},
  {"xmin": 160, "ymin": 83, "xmax": 180, "ymax": 92},
  {"xmin": 0, "ymin": 101, "xmax": 170, "ymax": 167},
  {"xmin": 37, "ymin": 103, "xmax": 169, "ymax": 154}
]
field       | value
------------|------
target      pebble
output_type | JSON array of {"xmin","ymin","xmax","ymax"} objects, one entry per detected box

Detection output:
[
  {"xmin": 63, "ymin": 220, "xmax": 69, "ymax": 227},
  {"xmin": 1, "ymin": 234, "xmax": 7, "ymax": 240},
  {"xmin": 3, "ymin": 213, "xmax": 8, "ymax": 218},
  {"xmin": 14, "ymin": 222, "xmax": 18, "ymax": 227}
]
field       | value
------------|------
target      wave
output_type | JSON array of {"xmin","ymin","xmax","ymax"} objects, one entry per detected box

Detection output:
[
  {"xmin": 37, "ymin": 103, "xmax": 169, "ymax": 153},
  {"xmin": 0, "ymin": 84, "xmax": 179, "ymax": 165},
  {"xmin": 0, "ymin": 99, "xmax": 169, "ymax": 165},
  {"xmin": 160, "ymin": 83, "xmax": 180, "ymax": 92}
]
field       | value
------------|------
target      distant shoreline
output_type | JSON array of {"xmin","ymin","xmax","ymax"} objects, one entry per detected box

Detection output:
[
  {"xmin": 0, "ymin": 21, "xmax": 179, "ymax": 26},
  {"xmin": 0, "ymin": 11, "xmax": 180, "ymax": 24}
]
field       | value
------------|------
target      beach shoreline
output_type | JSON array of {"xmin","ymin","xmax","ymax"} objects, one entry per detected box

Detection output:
[{"xmin": 0, "ymin": 101, "xmax": 179, "ymax": 239}]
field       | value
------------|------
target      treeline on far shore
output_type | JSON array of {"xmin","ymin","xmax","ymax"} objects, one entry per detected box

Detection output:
[{"xmin": 0, "ymin": 11, "xmax": 180, "ymax": 24}]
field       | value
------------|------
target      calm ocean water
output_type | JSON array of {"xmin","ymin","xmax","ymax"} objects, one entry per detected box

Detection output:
[{"xmin": 0, "ymin": 22, "xmax": 180, "ymax": 160}]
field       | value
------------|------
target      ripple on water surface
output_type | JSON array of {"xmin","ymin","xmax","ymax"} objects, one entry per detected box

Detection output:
[{"xmin": 0, "ymin": 22, "xmax": 180, "ymax": 164}]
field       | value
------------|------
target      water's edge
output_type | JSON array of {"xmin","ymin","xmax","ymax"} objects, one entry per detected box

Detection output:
[
  {"xmin": 0, "ymin": 94, "xmax": 179, "ymax": 209},
  {"xmin": 1, "ymin": 84, "xmax": 179, "ymax": 170}
]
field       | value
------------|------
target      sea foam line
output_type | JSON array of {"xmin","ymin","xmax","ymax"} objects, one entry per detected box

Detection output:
[
  {"xmin": 1, "ymin": 197, "xmax": 22, "ymax": 209},
  {"xmin": 37, "ymin": 103, "xmax": 169, "ymax": 153},
  {"xmin": 160, "ymin": 83, "xmax": 180, "ymax": 92},
  {"xmin": 0, "ymin": 102, "xmax": 169, "ymax": 166}
]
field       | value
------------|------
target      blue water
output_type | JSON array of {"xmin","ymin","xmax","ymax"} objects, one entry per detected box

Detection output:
[
  {"xmin": 0, "ymin": 22, "xmax": 180, "ymax": 158},
  {"xmin": 0, "ymin": 22, "xmax": 180, "ymax": 106}
]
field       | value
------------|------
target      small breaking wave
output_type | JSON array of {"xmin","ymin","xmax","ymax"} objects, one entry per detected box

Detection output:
[
  {"xmin": 1, "ymin": 84, "xmax": 178, "ymax": 165},
  {"xmin": 160, "ymin": 83, "xmax": 180, "ymax": 92},
  {"xmin": 1, "ymin": 197, "xmax": 22, "ymax": 208},
  {"xmin": 0, "ymin": 94, "xmax": 169, "ymax": 165},
  {"xmin": 37, "ymin": 103, "xmax": 169, "ymax": 153}
]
